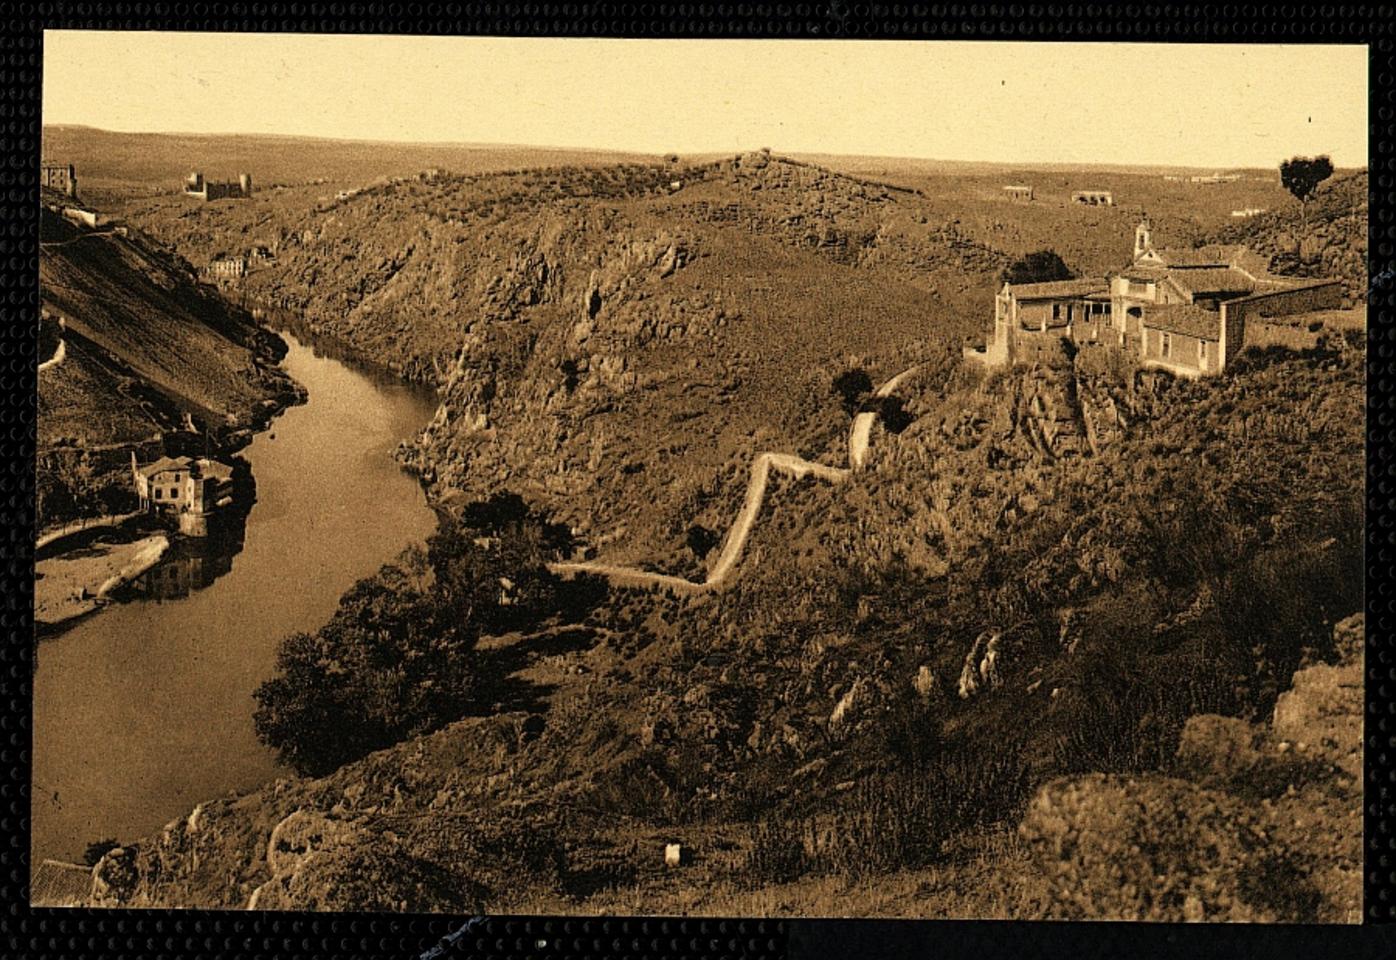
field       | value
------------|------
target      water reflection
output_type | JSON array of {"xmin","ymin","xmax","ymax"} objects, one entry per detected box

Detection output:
[{"xmin": 129, "ymin": 507, "xmax": 247, "ymax": 602}]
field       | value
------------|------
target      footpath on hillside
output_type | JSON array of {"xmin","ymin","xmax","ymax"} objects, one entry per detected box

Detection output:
[{"xmin": 550, "ymin": 364, "xmax": 919, "ymax": 593}]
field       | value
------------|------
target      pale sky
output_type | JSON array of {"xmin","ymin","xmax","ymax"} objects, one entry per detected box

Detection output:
[{"xmin": 43, "ymin": 33, "xmax": 1369, "ymax": 168}]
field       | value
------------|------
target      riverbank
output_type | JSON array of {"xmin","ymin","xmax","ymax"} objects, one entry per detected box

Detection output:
[
  {"xmin": 32, "ymin": 330, "xmax": 441, "ymax": 865},
  {"xmin": 34, "ymin": 533, "xmax": 169, "ymax": 629}
]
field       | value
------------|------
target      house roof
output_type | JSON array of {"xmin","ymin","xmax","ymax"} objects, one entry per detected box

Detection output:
[
  {"xmin": 1164, "ymin": 268, "xmax": 1259, "ymax": 297},
  {"xmin": 1004, "ymin": 278, "xmax": 1109, "ymax": 300},
  {"xmin": 192, "ymin": 458, "xmax": 234, "ymax": 482},
  {"xmin": 137, "ymin": 455, "xmax": 233, "ymax": 481},
  {"xmin": 31, "ymin": 859, "xmax": 92, "ymax": 907},
  {"xmin": 1150, "ymin": 244, "xmax": 1248, "ymax": 268},
  {"xmin": 1115, "ymin": 262, "xmax": 1170, "ymax": 281},
  {"xmin": 137, "ymin": 455, "xmax": 193, "ymax": 478},
  {"xmin": 1141, "ymin": 304, "xmax": 1222, "ymax": 340}
]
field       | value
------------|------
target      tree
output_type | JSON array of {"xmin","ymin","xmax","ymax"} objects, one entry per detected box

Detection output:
[
  {"xmin": 832, "ymin": 369, "xmax": 874, "ymax": 416},
  {"xmin": 1280, "ymin": 155, "xmax": 1334, "ymax": 210},
  {"xmin": 1001, "ymin": 250, "xmax": 1073, "ymax": 286},
  {"xmin": 83, "ymin": 838, "xmax": 120, "ymax": 867},
  {"xmin": 686, "ymin": 524, "xmax": 719, "ymax": 560},
  {"xmin": 254, "ymin": 494, "xmax": 588, "ymax": 776}
]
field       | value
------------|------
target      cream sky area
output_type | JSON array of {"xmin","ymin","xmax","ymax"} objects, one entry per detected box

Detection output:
[{"xmin": 43, "ymin": 33, "xmax": 1368, "ymax": 168}]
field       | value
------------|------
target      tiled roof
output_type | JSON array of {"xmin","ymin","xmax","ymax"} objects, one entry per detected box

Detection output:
[
  {"xmin": 1164, "ymin": 268, "xmax": 1258, "ymax": 297},
  {"xmin": 1152, "ymin": 244, "xmax": 1248, "ymax": 267},
  {"xmin": 1115, "ymin": 262, "xmax": 1170, "ymax": 281},
  {"xmin": 31, "ymin": 860, "xmax": 92, "ymax": 907},
  {"xmin": 1141, "ymin": 304, "xmax": 1222, "ymax": 340},
  {"xmin": 193, "ymin": 458, "xmax": 234, "ymax": 482},
  {"xmin": 137, "ymin": 455, "xmax": 193, "ymax": 479},
  {"xmin": 1004, "ymin": 278, "xmax": 1109, "ymax": 300}
]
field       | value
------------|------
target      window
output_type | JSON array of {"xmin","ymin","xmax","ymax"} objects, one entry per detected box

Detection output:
[
  {"xmin": 169, "ymin": 488, "xmax": 179, "ymax": 499},
  {"xmin": 154, "ymin": 488, "xmax": 162, "ymax": 500},
  {"xmin": 1161, "ymin": 333, "xmax": 1172, "ymax": 358},
  {"xmin": 1066, "ymin": 305, "xmax": 1074, "ymax": 322},
  {"xmin": 1052, "ymin": 304, "xmax": 1061, "ymax": 320},
  {"xmin": 1199, "ymin": 340, "xmax": 1209, "ymax": 365}
]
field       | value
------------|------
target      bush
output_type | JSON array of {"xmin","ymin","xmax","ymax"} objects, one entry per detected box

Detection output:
[
  {"xmin": 1001, "ymin": 250, "xmax": 1072, "ymax": 285},
  {"xmin": 742, "ymin": 746, "xmax": 1030, "ymax": 885},
  {"xmin": 255, "ymin": 494, "xmax": 591, "ymax": 776}
]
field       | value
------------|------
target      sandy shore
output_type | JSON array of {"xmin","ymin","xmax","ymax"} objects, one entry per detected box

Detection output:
[{"xmin": 34, "ymin": 534, "xmax": 169, "ymax": 628}]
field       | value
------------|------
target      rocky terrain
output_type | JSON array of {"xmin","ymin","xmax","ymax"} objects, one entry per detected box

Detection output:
[
  {"xmin": 49, "ymin": 133, "xmax": 1366, "ymax": 919},
  {"xmin": 124, "ymin": 151, "xmax": 1011, "ymax": 565}
]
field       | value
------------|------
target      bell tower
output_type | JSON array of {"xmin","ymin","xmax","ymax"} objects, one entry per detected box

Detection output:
[{"xmin": 1133, "ymin": 220, "xmax": 1153, "ymax": 261}]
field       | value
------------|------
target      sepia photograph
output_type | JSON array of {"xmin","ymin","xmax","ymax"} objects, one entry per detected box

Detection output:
[{"xmin": 32, "ymin": 32, "xmax": 1367, "ymax": 921}]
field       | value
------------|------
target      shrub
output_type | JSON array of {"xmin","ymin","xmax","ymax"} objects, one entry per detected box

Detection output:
[
  {"xmin": 1001, "ymin": 250, "xmax": 1072, "ymax": 285},
  {"xmin": 255, "ymin": 494, "xmax": 592, "ymax": 776}
]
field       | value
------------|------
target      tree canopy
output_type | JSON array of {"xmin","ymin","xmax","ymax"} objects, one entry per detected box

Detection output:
[
  {"xmin": 1001, "ymin": 250, "xmax": 1074, "ymax": 286},
  {"xmin": 253, "ymin": 494, "xmax": 587, "ymax": 776},
  {"xmin": 1280, "ymin": 155, "xmax": 1334, "ymax": 205}
]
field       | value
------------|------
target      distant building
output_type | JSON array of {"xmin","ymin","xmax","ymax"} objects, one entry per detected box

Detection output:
[
  {"xmin": 132, "ymin": 454, "xmax": 235, "ymax": 536},
  {"xmin": 184, "ymin": 171, "xmax": 253, "ymax": 201},
  {"xmin": 41, "ymin": 161, "xmax": 78, "ymax": 198},
  {"xmin": 966, "ymin": 219, "xmax": 1342, "ymax": 378},
  {"xmin": 1002, "ymin": 184, "xmax": 1034, "ymax": 202},
  {"xmin": 1230, "ymin": 207, "xmax": 1267, "ymax": 218},
  {"xmin": 205, "ymin": 255, "xmax": 247, "ymax": 280},
  {"xmin": 1071, "ymin": 190, "xmax": 1114, "ymax": 206}
]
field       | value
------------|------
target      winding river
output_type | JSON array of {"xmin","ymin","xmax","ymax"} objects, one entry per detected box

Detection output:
[{"xmin": 32, "ymin": 331, "xmax": 440, "ymax": 863}]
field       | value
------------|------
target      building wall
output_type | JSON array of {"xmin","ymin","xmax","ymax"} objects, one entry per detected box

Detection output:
[
  {"xmin": 1220, "ymin": 281, "xmax": 1342, "ymax": 365},
  {"xmin": 42, "ymin": 163, "xmax": 77, "ymax": 197},
  {"xmin": 1016, "ymin": 298, "xmax": 1089, "ymax": 331},
  {"xmin": 1141, "ymin": 327, "xmax": 1218, "ymax": 377}
]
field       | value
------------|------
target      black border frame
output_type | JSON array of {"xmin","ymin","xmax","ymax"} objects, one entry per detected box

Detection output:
[{"xmin": 5, "ymin": 5, "xmax": 1394, "ymax": 958}]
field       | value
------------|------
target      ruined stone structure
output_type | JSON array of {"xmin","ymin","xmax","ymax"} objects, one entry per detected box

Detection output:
[
  {"xmin": 41, "ymin": 161, "xmax": 78, "ymax": 198},
  {"xmin": 205, "ymin": 255, "xmax": 248, "ymax": 280},
  {"xmin": 1003, "ymin": 184, "xmax": 1034, "ymax": 202},
  {"xmin": 1071, "ymin": 190, "xmax": 1114, "ymax": 206},
  {"xmin": 966, "ymin": 220, "xmax": 1342, "ymax": 378},
  {"xmin": 184, "ymin": 171, "xmax": 253, "ymax": 201}
]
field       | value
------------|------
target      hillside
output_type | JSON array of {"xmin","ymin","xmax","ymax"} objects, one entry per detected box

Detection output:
[
  {"xmin": 122, "ymin": 151, "xmax": 1013, "ymax": 563},
  {"xmin": 1213, "ymin": 170, "xmax": 1369, "ymax": 304},
  {"xmin": 62, "ymin": 137, "xmax": 1367, "ymax": 919},
  {"xmin": 76, "ymin": 334, "xmax": 1364, "ymax": 917},
  {"xmin": 37, "ymin": 200, "xmax": 301, "ymax": 527}
]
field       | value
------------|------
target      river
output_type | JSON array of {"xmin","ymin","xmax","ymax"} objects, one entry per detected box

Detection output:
[{"xmin": 31, "ymin": 330, "xmax": 440, "ymax": 863}]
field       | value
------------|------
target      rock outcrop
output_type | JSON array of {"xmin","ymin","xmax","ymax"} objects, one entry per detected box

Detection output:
[{"xmin": 1018, "ymin": 613, "xmax": 1363, "ymax": 922}]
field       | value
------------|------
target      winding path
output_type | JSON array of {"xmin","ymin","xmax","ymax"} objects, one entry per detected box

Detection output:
[{"xmin": 549, "ymin": 364, "xmax": 919, "ymax": 594}]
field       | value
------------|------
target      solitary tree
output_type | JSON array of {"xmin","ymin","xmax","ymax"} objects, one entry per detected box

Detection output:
[
  {"xmin": 1279, "ymin": 155, "xmax": 1334, "ymax": 223},
  {"xmin": 1001, "ymin": 250, "xmax": 1073, "ymax": 286}
]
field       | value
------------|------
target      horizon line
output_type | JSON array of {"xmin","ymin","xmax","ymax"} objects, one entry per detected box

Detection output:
[{"xmin": 42, "ymin": 123, "xmax": 1364, "ymax": 174}]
